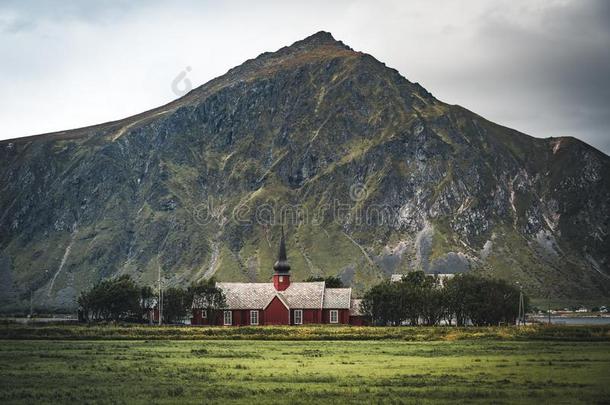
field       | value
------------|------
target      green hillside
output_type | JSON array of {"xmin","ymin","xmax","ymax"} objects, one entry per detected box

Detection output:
[{"xmin": 0, "ymin": 32, "xmax": 609, "ymax": 311}]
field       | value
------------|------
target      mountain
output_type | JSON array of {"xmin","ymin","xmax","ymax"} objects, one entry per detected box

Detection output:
[{"xmin": 1, "ymin": 31, "xmax": 609, "ymax": 311}]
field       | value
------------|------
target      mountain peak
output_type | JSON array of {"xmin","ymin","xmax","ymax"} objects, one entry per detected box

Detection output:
[
  {"xmin": 217, "ymin": 31, "xmax": 355, "ymax": 85},
  {"xmin": 301, "ymin": 31, "xmax": 336, "ymax": 43},
  {"xmin": 289, "ymin": 31, "xmax": 351, "ymax": 51}
]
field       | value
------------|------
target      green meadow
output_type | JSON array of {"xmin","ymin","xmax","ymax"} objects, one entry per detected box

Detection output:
[
  {"xmin": 2, "ymin": 323, "xmax": 610, "ymax": 341},
  {"xmin": 1, "ymin": 333, "xmax": 609, "ymax": 404}
]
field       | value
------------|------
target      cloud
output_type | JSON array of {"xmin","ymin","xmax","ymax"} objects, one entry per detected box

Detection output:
[
  {"xmin": 0, "ymin": 0, "xmax": 608, "ymax": 154},
  {"xmin": 470, "ymin": 0, "xmax": 610, "ymax": 152}
]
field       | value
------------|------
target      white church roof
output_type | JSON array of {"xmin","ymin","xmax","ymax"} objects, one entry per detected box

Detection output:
[
  {"xmin": 213, "ymin": 281, "xmax": 352, "ymax": 310},
  {"xmin": 323, "ymin": 288, "xmax": 351, "ymax": 309},
  {"xmin": 279, "ymin": 282, "xmax": 326, "ymax": 309},
  {"xmin": 215, "ymin": 282, "xmax": 277, "ymax": 309}
]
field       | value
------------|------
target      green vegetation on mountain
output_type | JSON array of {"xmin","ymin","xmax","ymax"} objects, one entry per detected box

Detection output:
[{"xmin": 0, "ymin": 31, "xmax": 608, "ymax": 311}]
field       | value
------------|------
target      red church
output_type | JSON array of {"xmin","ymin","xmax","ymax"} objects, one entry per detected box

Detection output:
[{"xmin": 191, "ymin": 229, "xmax": 367, "ymax": 326}]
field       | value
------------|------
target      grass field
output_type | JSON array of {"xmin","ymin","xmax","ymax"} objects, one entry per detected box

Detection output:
[
  {"xmin": 1, "ymin": 325, "xmax": 609, "ymax": 404},
  {"xmin": 0, "ymin": 338, "xmax": 609, "ymax": 404},
  {"xmin": 2, "ymin": 323, "xmax": 610, "ymax": 341}
]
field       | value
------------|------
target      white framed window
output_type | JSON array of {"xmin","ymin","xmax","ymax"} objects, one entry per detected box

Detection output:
[
  {"xmin": 223, "ymin": 310, "xmax": 232, "ymax": 326},
  {"xmin": 330, "ymin": 310, "xmax": 339, "ymax": 324},
  {"xmin": 250, "ymin": 310, "xmax": 259, "ymax": 325},
  {"xmin": 202, "ymin": 309, "xmax": 207, "ymax": 319},
  {"xmin": 279, "ymin": 276, "xmax": 284, "ymax": 282},
  {"xmin": 294, "ymin": 309, "xmax": 303, "ymax": 325}
]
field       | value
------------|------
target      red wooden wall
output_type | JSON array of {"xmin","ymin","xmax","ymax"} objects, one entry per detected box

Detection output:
[
  {"xmin": 190, "ymin": 307, "xmax": 364, "ymax": 326},
  {"xmin": 264, "ymin": 297, "xmax": 289, "ymax": 325},
  {"xmin": 322, "ymin": 309, "xmax": 350, "ymax": 324}
]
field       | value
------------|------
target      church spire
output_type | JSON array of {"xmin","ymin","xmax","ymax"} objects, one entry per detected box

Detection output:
[
  {"xmin": 273, "ymin": 226, "xmax": 291, "ymax": 291},
  {"xmin": 273, "ymin": 226, "xmax": 291, "ymax": 273}
]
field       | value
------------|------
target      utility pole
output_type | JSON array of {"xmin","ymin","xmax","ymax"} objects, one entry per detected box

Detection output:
[
  {"xmin": 156, "ymin": 214, "xmax": 174, "ymax": 327},
  {"xmin": 158, "ymin": 265, "xmax": 163, "ymax": 326},
  {"xmin": 517, "ymin": 286, "xmax": 525, "ymax": 326},
  {"xmin": 548, "ymin": 294, "xmax": 552, "ymax": 325},
  {"xmin": 29, "ymin": 290, "xmax": 33, "ymax": 318},
  {"xmin": 516, "ymin": 282, "xmax": 525, "ymax": 326}
]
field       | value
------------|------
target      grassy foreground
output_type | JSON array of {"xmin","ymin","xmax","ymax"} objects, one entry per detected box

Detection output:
[
  {"xmin": 0, "ymin": 339, "xmax": 609, "ymax": 404},
  {"xmin": 2, "ymin": 323, "xmax": 610, "ymax": 341}
]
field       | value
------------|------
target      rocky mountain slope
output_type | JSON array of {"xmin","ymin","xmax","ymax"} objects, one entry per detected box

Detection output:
[{"xmin": 1, "ymin": 32, "xmax": 609, "ymax": 310}]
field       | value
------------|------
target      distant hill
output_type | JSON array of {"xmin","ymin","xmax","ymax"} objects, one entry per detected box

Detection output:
[{"xmin": 1, "ymin": 31, "xmax": 608, "ymax": 310}]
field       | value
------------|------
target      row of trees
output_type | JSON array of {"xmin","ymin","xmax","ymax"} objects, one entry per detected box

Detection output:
[
  {"xmin": 161, "ymin": 279, "xmax": 226, "ymax": 323},
  {"xmin": 77, "ymin": 275, "xmax": 225, "ymax": 323},
  {"xmin": 77, "ymin": 275, "xmax": 143, "ymax": 322},
  {"xmin": 78, "ymin": 272, "xmax": 525, "ymax": 326},
  {"xmin": 361, "ymin": 272, "xmax": 527, "ymax": 326}
]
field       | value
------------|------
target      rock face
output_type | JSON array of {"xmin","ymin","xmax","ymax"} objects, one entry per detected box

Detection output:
[{"xmin": 1, "ymin": 31, "xmax": 609, "ymax": 310}]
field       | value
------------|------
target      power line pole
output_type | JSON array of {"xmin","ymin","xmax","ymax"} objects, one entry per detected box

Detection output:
[
  {"xmin": 158, "ymin": 264, "xmax": 163, "ymax": 326},
  {"xmin": 156, "ymin": 214, "xmax": 175, "ymax": 327},
  {"xmin": 516, "ymin": 282, "xmax": 525, "ymax": 326},
  {"xmin": 517, "ymin": 286, "xmax": 525, "ymax": 326},
  {"xmin": 521, "ymin": 291, "xmax": 525, "ymax": 325}
]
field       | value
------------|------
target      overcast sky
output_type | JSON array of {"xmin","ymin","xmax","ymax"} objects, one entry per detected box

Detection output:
[{"xmin": 1, "ymin": 0, "xmax": 608, "ymax": 154}]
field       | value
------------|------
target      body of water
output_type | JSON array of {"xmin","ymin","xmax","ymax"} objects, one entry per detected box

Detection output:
[{"xmin": 530, "ymin": 316, "xmax": 610, "ymax": 325}]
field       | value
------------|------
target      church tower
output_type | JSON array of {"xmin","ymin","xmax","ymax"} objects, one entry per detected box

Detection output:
[{"xmin": 273, "ymin": 227, "xmax": 291, "ymax": 291}]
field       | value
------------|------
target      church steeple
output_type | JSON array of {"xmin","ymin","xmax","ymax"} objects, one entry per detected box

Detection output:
[
  {"xmin": 273, "ymin": 226, "xmax": 291, "ymax": 290},
  {"xmin": 273, "ymin": 226, "xmax": 291, "ymax": 273}
]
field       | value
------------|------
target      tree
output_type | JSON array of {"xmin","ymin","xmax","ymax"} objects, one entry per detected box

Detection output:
[
  {"xmin": 108, "ymin": 275, "xmax": 141, "ymax": 321},
  {"xmin": 361, "ymin": 281, "xmax": 402, "ymax": 325},
  {"xmin": 163, "ymin": 287, "xmax": 189, "ymax": 324},
  {"xmin": 445, "ymin": 274, "xmax": 526, "ymax": 326},
  {"xmin": 306, "ymin": 276, "xmax": 344, "ymax": 288},
  {"xmin": 419, "ymin": 278, "xmax": 446, "ymax": 326},
  {"xmin": 187, "ymin": 278, "xmax": 226, "ymax": 323},
  {"xmin": 362, "ymin": 271, "xmax": 444, "ymax": 326},
  {"xmin": 77, "ymin": 275, "xmax": 140, "ymax": 322},
  {"xmin": 444, "ymin": 275, "xmax": 474, "ymax": 326},
  {"xmin": 76, "ymin": 276, "xmax": 226, "ymax": 325},
  {"xmin": 77, "ymin": 290, "xmax": 91, "ymax": 322},
  {"xmin": 140, "ymin": 286, "xmax": 155, "ymax": 319},
  {"xmin": 395, "ymin": 275, "xmax": 421, "ymax": 325},
  {"xmin": 362, "ymin": 272, "xmax": 529, "ymax": 327}
]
